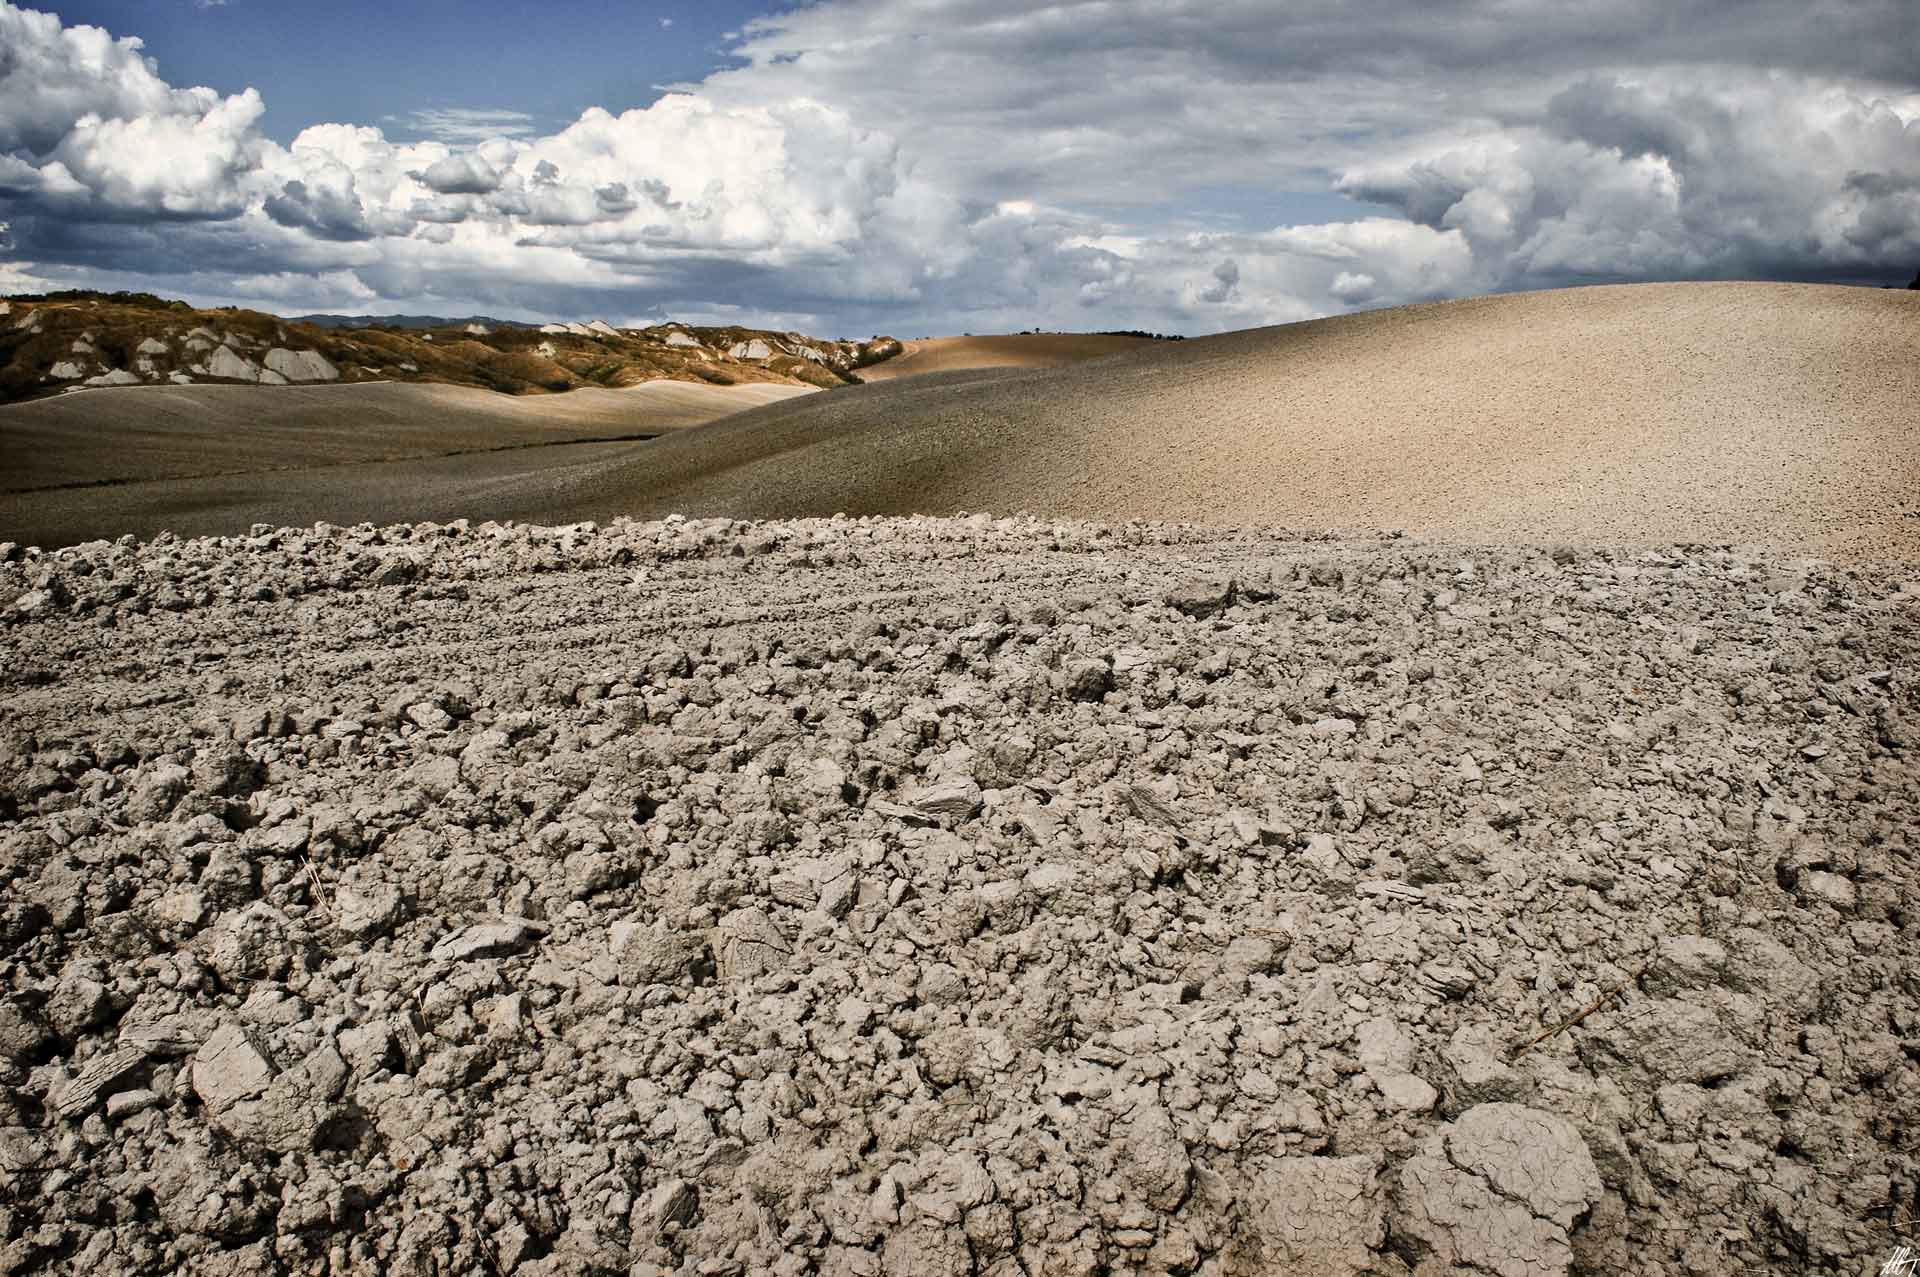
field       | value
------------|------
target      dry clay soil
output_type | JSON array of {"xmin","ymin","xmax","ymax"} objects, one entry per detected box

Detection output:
[{"xmin": 2, "ymin": 514, "xmax": 1918, "ymax": 1276}]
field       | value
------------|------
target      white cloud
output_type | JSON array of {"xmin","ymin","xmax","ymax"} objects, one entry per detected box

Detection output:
[
  {"xmin": 50, "ymin": 86, "xmax": 268, "ymax": 217},
  {"xmin": 1329, "ymin": 271, "xmax": 1376, "ymax": 303},
  {"xmin": 0, "ymin": 3, "xmax": 241, "ymax": 155},
  {"xmin": 0, "ymin": 258, "xmax": 54, "ymax": 293},
  {"xmin": 415, "ymin": 151, "xmax": 503, "ymax": 195},
  {"xmin": 0, "ymin": 0, "xmax": 1914, "ymax": 335},
  {"xmin": 393, "ymin": 108, "xmax": 539, "ymax": 145}
]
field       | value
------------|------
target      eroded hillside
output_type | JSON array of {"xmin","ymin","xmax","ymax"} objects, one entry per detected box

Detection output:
[{"xmin": 0, "ymin": 292, "xmax": 902, "ymax": 405}]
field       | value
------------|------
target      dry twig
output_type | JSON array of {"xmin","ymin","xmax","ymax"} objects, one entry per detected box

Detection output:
[{"xmin": 1508, "ymin": 956, "xmax": 1653, "ymax": 1060}]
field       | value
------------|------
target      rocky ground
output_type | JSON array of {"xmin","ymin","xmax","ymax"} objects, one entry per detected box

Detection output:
[{"xmin": 0, "ymin": 514, "xmax": 1915, "ymax": 1275}]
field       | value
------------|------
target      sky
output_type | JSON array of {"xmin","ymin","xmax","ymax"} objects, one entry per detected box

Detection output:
[{"xmin": 1, "ymin": 1, "xmax": 1916, "ymax": 337}]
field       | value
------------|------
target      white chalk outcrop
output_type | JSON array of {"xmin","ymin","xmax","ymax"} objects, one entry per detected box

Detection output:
[
  {"xmin": 263, "ymin": 349, "xmax": 340, "ymax": 383},
  {"xmin": 206, "ymin": 346, "xmax": 262, "ymax": 382}
]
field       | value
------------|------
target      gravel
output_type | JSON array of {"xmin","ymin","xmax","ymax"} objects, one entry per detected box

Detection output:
[{"xmin": 0, "ymin": 512, "xmax": 1916, "ymax": 1274}]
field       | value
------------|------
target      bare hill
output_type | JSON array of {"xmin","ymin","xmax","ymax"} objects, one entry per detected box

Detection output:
[
  {"xmin": 8, "ymin": 284, "xmax": 1915, "ymax": 560},
  {"xmin": 526, "ymin": 282, "xmax": 1920, "ymax": 562},
  {"xmin": 0, "ymin": 382, "xmax": 812, "ymax": 546},
  {"xmin": 853, "ymin": 332, "xmax": 1160, "ymax": 382},
  {"xmin": 1, "ymin": 381, "xmax": 813, "ymax": 493}
]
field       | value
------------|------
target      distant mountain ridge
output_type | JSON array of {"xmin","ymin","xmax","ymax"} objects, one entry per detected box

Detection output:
[
  {"xmin": 290, "ymin": 312, "xmax": 537, "ymax": 331},
  {"xmin": 0, "ymin": 290, "xmax": 903, "ymax": 405}
]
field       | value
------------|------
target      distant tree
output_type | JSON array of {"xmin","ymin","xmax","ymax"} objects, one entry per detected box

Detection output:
[{"xmin": 1909, "ymin": 267, "xmax": 1920, "ymax": 290}]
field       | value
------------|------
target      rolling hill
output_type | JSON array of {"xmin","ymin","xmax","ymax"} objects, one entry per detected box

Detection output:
[
  {"xmin": 513, "ymin": 281, "xmax": 1920, "ymax": 562},
  {"xmin": 852, "ymin": 332, "xmax": 1164, "ymax": 382},
  {"xmin": 5, "ymin": 283, "xmax": 1915, "ymax": 559}
]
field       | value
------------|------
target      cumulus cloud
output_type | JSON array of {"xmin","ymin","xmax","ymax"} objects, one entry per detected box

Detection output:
[
  {"xmin": 0, "ymin": 0, "xmax": 1914, "ymax": 334},
  {"xmin": 1340, "ymin": 73, "xmax": 1920, "ymax": 287},
  {"xmin": 413, "ymin": 151, "xmax": 502, "ymax": 195}
]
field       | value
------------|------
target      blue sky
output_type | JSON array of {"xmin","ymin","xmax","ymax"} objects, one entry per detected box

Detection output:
[
  {"xmin": 47, "ymin": 0, "xmax": 771, "ymax": 143},
  {"xmin": 1, "ymin": 0, "xmax": 1915, "ymax": 335}
]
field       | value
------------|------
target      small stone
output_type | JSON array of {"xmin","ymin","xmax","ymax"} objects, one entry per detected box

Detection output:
[
  {"xmin": 191, "ymin": 1023, "xmax": 277, "ymax": 1112},
  {"xmin": 105, "ymin": 1088, "xmax": 160, "ymax": 1120},
  {"xmin": 903, "ymin": 777, "xmax": 982, "ymax": 820},
  {"xmin": 1063, "ymin": 659, "xmax": 1113, "ymax": 702},
  {"xmin": 335, "ymin": 881, "xmax": 405, "ymax": 938},
  {"xmin": 45, "ymin": 976, "xmax": 112, "ymax": 1039},
  {"xmin": 53, "ymin": 1047, "xmax": 146, "ymax": 1118},
  {"xmin": 1800, "ymin": 871, "xmax": 1856, "ymax": 910},
  {"xmin": 714, "ymin": 907, "xmax": 791, "ymax": 981},
  {"xmin": 650, "ymin": 1178, "xmax": 698, "ymax": 1232},
  {"xmin": 430, "ymin": 918, "xmax": 543, "ymax": 962},
  {"xmin": 1376, "ymin": 1072, "xmax": 1439, "ymax": 1112},
  {"xmin": 151, "ymin": 888, "xmax": 209, "ymax": 929},
  {"xmin": 1126, "ymin": 784, "xmax": 1183, "ymax": 830},
  {"xmin": 610, "ymin": 920, "xmax": 708, "ymax": 986},
  {"xmin": 1166, "ymin": 579, "xmax": 1236, "ymax": 618}
]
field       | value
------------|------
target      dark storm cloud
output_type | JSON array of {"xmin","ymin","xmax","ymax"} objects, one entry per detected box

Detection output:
[{"xmin": 263, "ymin": 178, "xmax": 374, "ymax": 241}]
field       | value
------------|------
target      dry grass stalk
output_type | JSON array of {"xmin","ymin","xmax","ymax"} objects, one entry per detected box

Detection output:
[{"xmin": 303, "ymin": 855, "xmax": 335, "ymax": 924}]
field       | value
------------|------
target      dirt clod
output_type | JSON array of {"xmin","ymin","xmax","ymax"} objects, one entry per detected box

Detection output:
[{"xmin": 0, "ymin": 512, "xmax": 1915, "ymax": 1273}]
